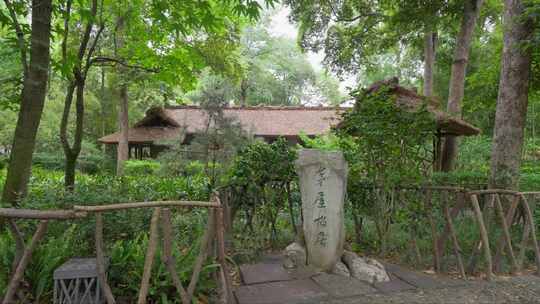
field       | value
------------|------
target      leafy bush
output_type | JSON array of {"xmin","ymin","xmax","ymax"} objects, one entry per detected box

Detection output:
[
  {"xmin": 184, "ymin": 160, "xmax": 206, "ymax": 177},
  {"xmin": 454, "ymin": 136, "xmax": 492, "ymax": 173},
  {"xmin": 228, "ymin": 138, "xmax": 298, "ymax": 244},
  {"xmin": 107, "ymin": 210, "xmax": 217, "ymax": 302},
  {"xmin": 0, "ymin": 167, "xmax": 214, "ymax": 302},
  {"xmin": 32, "ymin": 152, "xmax": 65, "ymax": 171},
  {"xmin": 124, "ymin": 160, "xmax": 161, "ymax": 176},
  {"xmin": 31, "ymin": 141, "xmax": 106, "ymax": 174},
  {"xmin": 0, "ymin": 155, "xmax": 7, "ymax": 170},
  {"xmin": 335, "ymin": 84, "xmax": 436, "ymax": 254},
  {"xmin": 32, "ymin": 152, "xmax": 106, "ymax": 174},
  {"xmin": 432, "ymin": 170, "xmax": 488, "ymax": 188}
]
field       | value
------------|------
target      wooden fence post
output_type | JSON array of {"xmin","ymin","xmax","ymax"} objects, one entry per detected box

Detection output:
[
  {"xmin": 95, "ymin": 213, "xmax": 116, "ymax": 304},
  {"xmin": 493, "ymin": 195, "xmax": 519, "ymax": 273},
  {"xmin": 214, "ymin": 194, "xmax": 234, "ymax": 304},
  {"xmin": 161, "ymin": 208, "xmax": 189, "ymax": 304},
  {"xmin": 519, "ymin": 195, "xmax": 540, "ymax": 275},
  {"xmin": 470, "ymin": 194, "xmax": 493, "ymax": 281},
  {"xmin": 425, "ymin": 189, "xmax": 441, "ymax": 273},
  {"xmin": 137, "ymin": 207, "xmax": 161, "ymax": 304},
  {"xmin": 187, "ymin": 208, "xmax": 216, "ymax": 302},
  {"xmin": 2, "ymin": 220, "xmax": 48, "ymax": 304},
  {"xmin": 442, "ymin": 196, "xmax": 466, "ymax": 279},
  {"xmin": 493, "ymin": 195, "xmax": 518, "ymax": 274}
]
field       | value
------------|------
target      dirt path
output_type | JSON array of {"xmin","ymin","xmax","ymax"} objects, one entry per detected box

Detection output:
[
  {"xmin": 235, "ymin": 255, "xmax": 540, "ymax": 304},
  {"xmin": 321, "ymin": 275, "xmax": 540, "ymax": 304}
]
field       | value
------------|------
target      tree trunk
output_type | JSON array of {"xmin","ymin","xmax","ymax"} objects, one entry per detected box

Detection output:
[
  {"xmin": 441, "ymin": 0, "xmax": 484, "ymax": 172},
  {"xmin": 489, "ymin": 0, "xmax": 534, "ymax": 189},
  {"xmin": 100, "ymin": 68, "xmax": 107, "ymax": 153},
  {"xmin": 64, "ymin": 154, "xmax": 77, "ymax": 191},
  {"xmin": 116, "ymin": 84, "xmax": 129, "ymax": 175},
  {"xmin": 1, "ymin": 0, "xmax": 53, "ymax": 205},
  {"xmin": 423, "ymin": 31, "xmax": 436, "ymax": 97},
  {"xmin": 115, "ymin": 16, "xmax": 129, "ymax": 176},
  {"xmin": 60, "ymin": 79, "xmax": 85, "ymax": 191},
  {"xmin": 59, "ymin": 0, "xmax": 98, "ymax": 190},
  {"xmin": 239, "ymin": 78, "xmax": 248, "ymax": 106}
]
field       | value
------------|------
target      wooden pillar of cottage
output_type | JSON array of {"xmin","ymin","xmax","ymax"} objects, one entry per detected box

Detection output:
[{"xmin": 433, "ymin": 130, "xmax": 443, "ymax": 171}]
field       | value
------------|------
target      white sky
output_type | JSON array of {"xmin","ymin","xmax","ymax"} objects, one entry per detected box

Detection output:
[
  {"xmin": 269, "ymin": 7, "xmax": 325, "ymax": 72},
  {"xmin": 267, "ymin": 6, "xmax": 356, "ymax": 93}
]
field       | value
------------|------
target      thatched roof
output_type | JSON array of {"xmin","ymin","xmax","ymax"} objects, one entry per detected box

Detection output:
[
  {"xmin": 99, "ymin": 81, "xmax": 480, "ymax": 145},
  {"xmin": 353, "ymin": 78, "xmax": 481, "ymax": 136},
  {"xmin": 99, "ymin": 106, "xmax": 343, "ymax": 144},
  {"xmin": 99, "ymin": 126, "xmax": 182, "ymax": 144}
]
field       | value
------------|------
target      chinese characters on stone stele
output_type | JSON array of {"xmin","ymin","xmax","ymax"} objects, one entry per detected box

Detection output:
[{"xmin": 314, "ymin": 165, "xmax": 328, "ymax": 247}]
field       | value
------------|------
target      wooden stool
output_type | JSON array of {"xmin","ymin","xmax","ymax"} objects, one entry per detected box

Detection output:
[{"xmin": 53, "ymin": 258, "xmax": 107, "ymax": 304}]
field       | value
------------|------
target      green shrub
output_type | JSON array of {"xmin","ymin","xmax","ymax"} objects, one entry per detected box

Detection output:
[
  {"xmin": 32, "ymin": 152, "xmax": 64, "ymax": 171},
  {"xmin": 455, "ymin": 136, "xmax": 492, "ymax": 173},
  {"xmin": 32, "ymin": 152, "xmax": 106, "ymax": 174},
  {"xmin": 124, "ymin": 160, "xmax": 161, "ymax": 176},
  {"xmin": 0, "ymin": 155, "xmax": 7, "ymax": 170},
  {"xmin": 0, "ymin": 167, "xmax": 212, "ymax": 302},
  {"xmin": 31, "ymin": 141, "xmax": 106, "ymax": 174},
  {"xmin": 432, "ymin": 170, "xmax": 488, "ymax": 188},
  {"xmin": 184, "ymin": 160, "xmax": 206, "ymax": 176}
]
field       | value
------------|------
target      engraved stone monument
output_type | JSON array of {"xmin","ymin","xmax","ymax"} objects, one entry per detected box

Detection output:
[{"xmin": 295, "ymin": 149, "xmax": 348, "ymax": 271}]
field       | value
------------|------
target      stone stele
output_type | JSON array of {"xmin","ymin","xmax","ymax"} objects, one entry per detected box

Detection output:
[{"xmin": 295, "ymin": 149, "xmax": 348, "ymax": 271}]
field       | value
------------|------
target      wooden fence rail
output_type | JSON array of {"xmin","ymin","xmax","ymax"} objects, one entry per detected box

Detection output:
[
  {"xmin": 0, "ymin": 193, "xmax": 233, "ymax": 304},
  {"xmin": 467, "ymin": 191, "xmax": 540, "ymax": 281},
  {"xmin": 359, "ymin": 186, "xmax": 540, "ymax": 282},
  {"xmin": 2, "ymin": 187, "xmax": 540, "ymax": 303}
]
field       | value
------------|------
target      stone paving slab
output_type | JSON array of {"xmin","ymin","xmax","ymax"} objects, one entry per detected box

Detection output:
[
  {"xmin": 373, "ymin": 278, "xmax": 415, "ymax": 294},
  {"xmin": 236, "ymin": 259, "xmax": 482, "ymax": 304},
  {"xmin": 289, "ymin": 265, "xmax": 320, "ymax": 280},
  {"xmin": 240, "ymin": 263, "xmax": 292, "ymax": 285},
  {"xmin": 319, "ymin": 276, "xmax": 540, "ymax": 304},
  {"xmin": 383, "ymin": 263, "xmax": 464, "ymax": 289},
  {"xmin": 235, "ymin": 279, "xmax": 329, "ymax": 304},
  {"xmin": 312, "ymin": 273, "xmax": 377, "ymax": 298},
  {"xmin": 260, "ymin": 254, "xmax": 285, "ymax": 264}
]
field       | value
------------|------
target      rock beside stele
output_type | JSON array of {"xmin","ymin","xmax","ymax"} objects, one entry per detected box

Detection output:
[
  {"xmin": 331, "ymin": 261, "xmax": 351, "ymax": 277},
  {"xmin": 342, "ymin": 251, "xmax": 390, "ymax": 284},
  {"xmin": 283, "ymin": 242, "xmax": 307, "ymax": 269}
]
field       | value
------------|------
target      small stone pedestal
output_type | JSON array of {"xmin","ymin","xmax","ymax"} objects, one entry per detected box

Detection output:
[{"xmin": 53, "ymin": 258, "xmax": 107, "ymax": 304}]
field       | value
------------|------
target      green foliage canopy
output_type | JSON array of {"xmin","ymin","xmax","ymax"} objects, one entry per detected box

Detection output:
[{"xmin": 336, "ymin": 84, "xmax": 437, "ymax": 186}]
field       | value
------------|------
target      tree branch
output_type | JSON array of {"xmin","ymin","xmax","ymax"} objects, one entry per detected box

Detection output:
[
  {"xmin": 90, "ymin": 56, "xmax": 160, "ymax": 73},
  {"xmin": 83, "ymin": 0, "xmax": 105, "ymax": 76},
  {"xmin": 61, "ymin": 0, "xmax": 73, "ymax": 67},
  {"xmin": 3, "ymin": 0, "xmax": 28, "ymax": 76},
  {"xmin": 84, "ymin": 24, "xmax": 105, "ymax": 76},
  {"xmin": 77, "ymin": 0, "xmax": 98, "ymax": 63}
]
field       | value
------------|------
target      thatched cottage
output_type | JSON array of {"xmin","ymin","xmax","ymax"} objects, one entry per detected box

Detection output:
[
  {"xmin": 100, "ymin": 80, "xmax": 480, "ymax": 160},
  {"xmin": 99, "ymin": 105, "xmax": 343, "ymax": 158}
]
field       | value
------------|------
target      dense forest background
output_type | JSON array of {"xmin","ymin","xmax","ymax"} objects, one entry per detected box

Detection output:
[
  {"xmin": 2, "ymin": 2, "xmax": 540, "ymax": 172},
  {"xmin": 0, "ymin": 8, "xmax": 343, "ymax": 165},
  {"xmin": 1, "ymin": 0, "xmax": 540, "ymax": 303}
]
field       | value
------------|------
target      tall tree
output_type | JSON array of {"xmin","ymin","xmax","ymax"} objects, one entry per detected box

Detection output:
[
  {"xmin": 59, "ymin": 0, "xmax": 104, "ymax": 190},
  {"xmin": 115, "ymin": 14, "xmax": 129, "ymax": 176},
  {"xmin": 441, "ymin": 0, "xmax": 485, "ymax": 171},
  {"xmin": 237, "ymin": 17, "xmax": 342, "ymax": 105},
  {"xmin": 1, "ymin": 0, "xmax": 53, "ymax": 205},
  {"xmin": 423, "ymin": 31, "xmax": 437, "ymax": 96},
  {"xmin": 284, "ymin": 0, "xmax": 453, "ymax": 87},
  {"xmin": 57, "ymin": 0, "xmax": 275, "ymax": 181},
  {"xmin": 489, "ymin": 0, "xmax": 535, "ymax": 189}
]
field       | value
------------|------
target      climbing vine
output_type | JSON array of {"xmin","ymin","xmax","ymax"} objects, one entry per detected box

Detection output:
[
  {"xmin": 335, "ymin": 84, "xmax": 437, "ymax": 253},
  {"xmin": 227, "ymin": 138, "xmax": 298, "ymax": 244}
]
